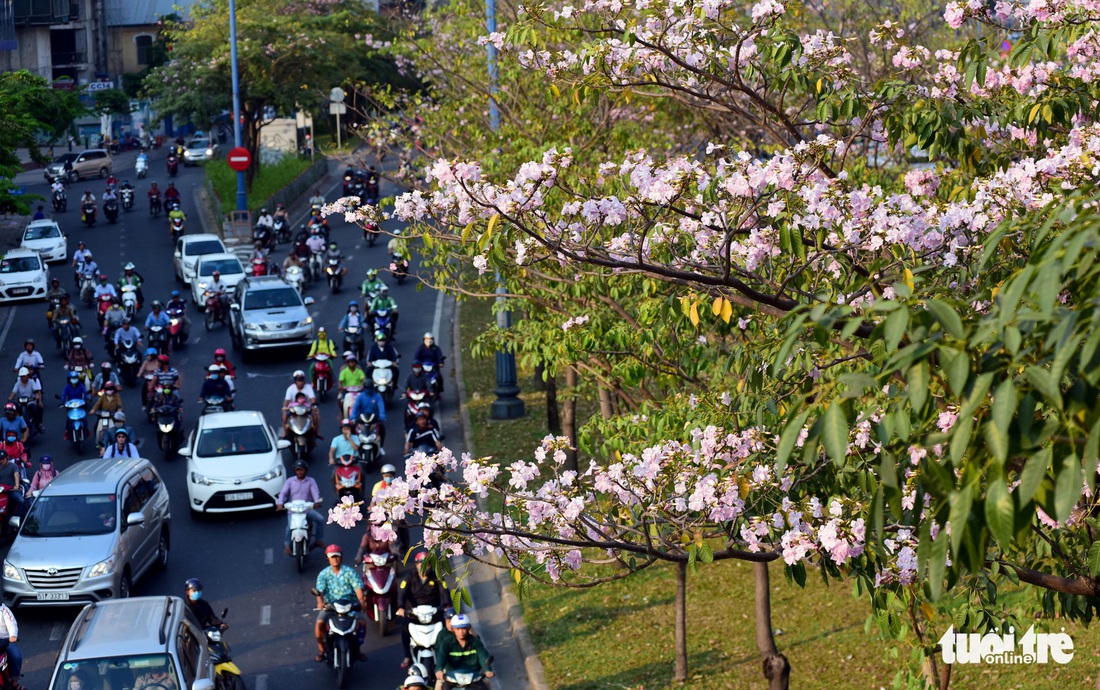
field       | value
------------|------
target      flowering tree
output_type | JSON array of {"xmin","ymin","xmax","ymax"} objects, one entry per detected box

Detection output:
[{"xmin": 324, "ymin": 0, "xmax": 1100, "ymax": 687}]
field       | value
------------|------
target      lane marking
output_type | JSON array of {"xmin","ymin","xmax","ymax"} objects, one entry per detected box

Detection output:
[
  {"xmin": 256, "ymin": 675, "xmax": 268, "ymax": 690},
  {"xmin": 0, "ymin": 306, "xmax": 17, "ymax": 354},
  {"xmin": 263, "ymin": 547, "xmax": 273, "ymax": 565},
  {"xmin": 260, "ymin": 604, "xmax": 271, "ymax": 625},
  {"xmin": 432, "ymin": 289, "xmax": 443, "ymax": 342},
  {"xmin": 49, "ymin": 622, "xmax": 65, "ymax": 641}
]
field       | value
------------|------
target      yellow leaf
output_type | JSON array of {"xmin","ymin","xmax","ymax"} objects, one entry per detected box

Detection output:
[
  {"xmin": 461, "ymin": 221, "xmax": 476, "ymax": 241},
  {"xmin": 689, "ymin": 301, "xmax": 700, "ymax": 327},
  {"xmin": 512, "ymin": 568, "xmax": 522, "ymax": 584},
  {"xmin": 550, "ymin": 84, "xmax": 560, "ymax": 98},
  {"xmin": 1042, "ymin": 104, "xmax": 1053, "ymax": 124},
  {"xmin": 737, "ymin": 378, "xmax": 745, "ymax": 393},
  {"xmin": 680, "ymin": 296, "xmax": 691, "ymax": 318},
  {"xmin": 720, "ymin": 299, "xmax": 733, "ymax": 324},
  {"xmin": 1028, "ymin": 103, "xmax": 1041, "ymax": 125},
  {"xmin": 920, "ymin": 602, "xmax": 935, "ymax": 621},
  {"xmin": 739, "ymin": 478, "xmax": 751, "ymax": 496},
  {"xmin": 573, "ymin": 89, "xmax": 580, "ymax": 106},
  {"xmin": 903, "ymin": 268, "xmax": 914, "ymax": 291},
  {"xmin": 693, "ymin": 531, "xmax": 704, "ymax": 548},
  {"xmin": 816, "ymin": 77, "xmax": 824, "ymax": 93},
  {"xmin": 712, "ymin": 297, "xmax": 723, "ymax": 316},
  {"xmin": 487, "ymin": 213, "xmax": 500, "ymax": 235}
]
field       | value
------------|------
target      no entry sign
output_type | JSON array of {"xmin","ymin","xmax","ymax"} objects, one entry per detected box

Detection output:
[{"xmin": 227, "ymin": 147, "xmax": 251, "ymax": 172}]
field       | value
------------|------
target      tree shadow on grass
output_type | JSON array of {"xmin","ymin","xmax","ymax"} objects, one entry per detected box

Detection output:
[
  {"xmin": 525, "ymin": 588, "xmax": 676, "ymax": 649},
  {"xmin": 553, "ymin": 649, "xmax": 724, "ymax": 690}
]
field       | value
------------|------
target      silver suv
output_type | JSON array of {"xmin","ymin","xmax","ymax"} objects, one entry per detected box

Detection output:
[
  {"xmin": 2, "ymin": 457, "xmax": 171, "ymax": 608},
  {"xmin": 229, "ymin": 275, "xmax": 315, "ymax": 358},
  {"xmin": 43, "ymin": 149, "xmax": 114, "ymax": 183},
  {"xmin": 49, "ymin": 596, "xmax": 215, "ymax": 690}
]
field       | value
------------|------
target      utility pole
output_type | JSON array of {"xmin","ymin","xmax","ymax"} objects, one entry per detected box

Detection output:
[{"xmin": 228, "ymin": 0, "xmax": 246, "ymax": 211}]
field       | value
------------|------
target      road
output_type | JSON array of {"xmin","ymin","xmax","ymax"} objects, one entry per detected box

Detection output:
[{"xmin": 0, "ymin": 147, "xmax": 460, "ymax": 690}]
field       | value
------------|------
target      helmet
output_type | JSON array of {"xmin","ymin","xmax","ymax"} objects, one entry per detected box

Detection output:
[
  {"xmin": 261, "ymin": 207, "xmax": 268, "ymax": 213},
  {"xmin": 0, "ymin": 449, "xmax": 7, "ymax": 460},
  {"xmin": 78, "ymin": 240, "xmax": 86, "ymax": 246},
  {"xmin": 50, "ymin": 278, "xmax": 59, "ymax": 286},
  {"xmin": 423, "ymin": 332, "xmax": 434, "ymax": 341},
  {"xmin": 381, "ymin": 464, "xmax": 396, "ymax": 475},
  {"xmin": 184, "ymin": 578, "xmax": 202, "ymax": 592},
  {"xmin": 324, "ymin": 544, "xmax": 342, "ymax": 556},
  {"xmin": 414, "ymin": 551, "xmax": 428, "ymax": 563},
  {"xmin": 145, "ymin": 347, "xmax": 158, "ymax": 357},
  {"xmin": 84, "ymin": 250, "xmax": 92, "ymax": 257},
  {"xmin": 208, "ymin": 364, "xmax": 220, "ymax": 372},
  {"xmin": 277, "ymin": 203, "xmax": 285, "ymax": 209},
  {"xmin": 24, "ymin": 338, "xmax": 33, "ymax": 347},
  {"xmin": 212, "ymin": 270, "xmax": 221, "ymax": 278},
  {"xmin": 340, "ymin": 418, "xmax": 353, "ymax": 428},
  {"xmin": 380, "ymin": 286, "xmax": 389, "ymax": 295},
  {"xmin": 374, "ymin": 331, "xmax": 386, "ymax": 342},
  {"xmin": 99, "ymin": 274, "xmax": 108, "ymax": 282},
  {"xmin": 72, "ymin": 336, "xmax": 84, "ymax": 345},
  {"xmin": 404, "ymin": 678, "xmax": 427, "ymax": 689},
  {"xmin": 416, "ymin": 410, "xmax": 430, "ymax": 419},
  {"xmin": 318, "ymin": 326, "xmax": 327, "ymax": 334},
  {"xmin": 366, "ymin": 269, "xmax": 377, "ymax": 278},
  {"xmin": 114, "ymin": 428, "xmax": 130, "ymax": 439},
  {"xmin": 171, "ymin": 290, "xmax": 180, "ymax": 298},
  {"xmin": 151, "ymin": 300, "xmax": 162, "ymax": 309},
  {"xmin": 158, "ymin": 354, "xmax": 170, "ymax": 363},
  {"xmin": 450, "ymin": 614, "xmax": 471, "ymax": 629},
  {"xmin": 113, "ymin": 410, "xmax": 126, "ymax": 422},
  {"xmin": 329, "ymin": 242, "xmax": 337, "ymax": 250},
  {"xmin": 348, "ymin": 300, "xmax": 358, "ymax": 308},
  {"xmin": 38, "ymin": 455, "xmax": 53, "ymax": 467},
  {"xmin": 16, "ymin": 367, "xmax": 28, "ymax": 377},
  {"xmin": 122, "ymin": 316, "xmax": 132, "ymax": 324},
  {"xmin": 68, "ymin": 371, "xmax": 79, "ymax": 382},
  {"xmin": 411, "ymin": 362, "xmax": 423, "ymax": 372},
  {"xmin": 3, "ymin": 403, "xmax": 16, "ymax": 414},
  {"xmin": 123, "ymin": 180, "xmax": 129, "ymax": 185},
  {"xmin": 103, "ymin": 381, "xmax": 116, "ymax": 392},
  {"xmin": 293, "ymin": 370, "xmax": 306, "ymax": 379},
  {"xmin": 124, "ymin": 262, "xmax": 135, "ymax": 270},
  {"xmin": 214, "ymin": 348, "xmax": 226, "ymax": 357}
]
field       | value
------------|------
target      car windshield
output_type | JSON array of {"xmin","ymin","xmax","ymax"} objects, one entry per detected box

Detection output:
[
  {"xmin": 243, "ymin": 287, "xmax": 301, "ymax": 311},
  {"xmin": 22, "ymin": 494, "xmax": 117, "ymax": 537},
  {"xmin": 52, "ymin": 655, "xmax": 178, "ymax": 690},
  {"xmin": 0, "ymin": 256, "xmax": 41, "ymax": 273},
  {"xmin": 198, "ymin": 258, "xmax": 242, "ymax": 276},
  {"xmin": 188, "ymin": 140, "xmax": 211, "ymax": 149},
  {"xmin": 195, "ymin": 425, "xmax": 273, "ymax": 457},
  {"xmin": 185, "ymin": 240, "xmax": 223, "ymax": 257},
  {"xmin": 51, "ymin": 154, "xmax": 78, "ymax": 165},
  {"xmin": 24, "ymin": 225, "xmax": 61, "ymax": 240}
]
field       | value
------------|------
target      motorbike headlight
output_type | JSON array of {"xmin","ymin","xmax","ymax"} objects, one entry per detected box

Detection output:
[
  {"xmin": 191, "ymin": 472, "xmax": 215, "ymax": 486},
  {"xmin": 259, "ymin": 465, "xmax": 283, "ymax": 482},
  {"xmin": 158, "ymin": 422, "xmax": 174, "ymax": 433},
  {"xmin": 88, "ymin": 557, "xmax": 115, "ymax": 578},
  {"xmin": 3, "ymin": 561, "xmax": 22, "ymax": 582},
  {"xmin": 297, "ymin": 318, "xmax": 312, "ymax": 328},
  {"xmin": 205, "ymin": 148, "xmax": 213, "ymax": 156}
]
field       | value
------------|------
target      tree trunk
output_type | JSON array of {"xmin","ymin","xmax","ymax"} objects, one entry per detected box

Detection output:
[
  {"xmin": 545, "ymin": 372, "xmax": 561, "ymax": 435},
  {"xmin": 560, "ymin": 366, "xmax": 578, "ymax": 471},
  {"xmin": 674, "ymin": 560, "xmax": 688, "ymax": 682},
  {"xmin": 598, "ymin": 385, "xmax": 614, "ymax": 420},
  {"xmin": 753, "ymin": 562, "xmax": 791, "ymax": 690}
]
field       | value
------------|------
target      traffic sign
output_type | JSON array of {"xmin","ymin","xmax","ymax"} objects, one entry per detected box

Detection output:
[
  {"xmin": 227, "ymin": 147, "xmax": 251, "ymax": 172},
  {"xmin": 329, "ymin": 87, "xmax": 345, "ymax": 103},
  {"xmin": 329, "ymin": 103, "xmax": 346, "ymax": 115}
]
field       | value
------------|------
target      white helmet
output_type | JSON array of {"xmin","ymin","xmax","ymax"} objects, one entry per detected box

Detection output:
[
  {"xmin": 381, "ymin": 464, "xmax": 396, "ymax": 475},
  {"xmin": 207, "ymin": 364, "xmax": 220, "ymax": 372},
  {"xmin": 16, "ymin": 367, "xmax": 28, "ymax": 377},
  {"xmin": 423, "ymin": 332, "xmax": 433, "ymax": 341},
  {"xmin": 403, "ymin": 678, "xmax": 427, "ymax": 688}
]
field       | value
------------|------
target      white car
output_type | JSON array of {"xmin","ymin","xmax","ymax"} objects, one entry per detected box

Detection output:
[
  {"xmin": 20, "ymin": 220, "xmax": 67, "ymax": 263},
  {"xmin": 180, "ymin": 410, "xmax": 290, "ymax": 514},
  {"xmin": 0, "ymin": 249, "xmax": 50, "ymax": 303},
  {"xmin": 174, "ymin": 234, "xmax": 227, "ymax": 283},
  {"xmin": 190, "ymin": 252, "xmax": 246, "ymax": 306}
]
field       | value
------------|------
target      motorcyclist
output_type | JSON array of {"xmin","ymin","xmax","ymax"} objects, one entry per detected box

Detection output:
[
  {"xmin": 166, "ymin": 290, "xmax": 192, "ymax": 341},
  {"xmin": 213, "ymin": 348, "xmax": 236, "ymax": 379},
  {"xmin": 90, "ymin": 361, "xmax": 121, "ymax": 396},
  {"xmin": 105, "ymin": 172, "xmax": 118, "ymax": 190},
  {"xmin": 168, "ymin": 205, "xmax": 186, "ymax": 235},
  {"xmin": 312, "ymin": 544, "xmax": 367, "ymax": 664},
  {"xmin": 102, "ymin": 185, "xmax": 117, "ymax": 209},
  {"xmin": 80, "ymin": 189, "xmax": 96, "ymax": 207},
  {"xmin": 112, "ymin": 318, "xmax": 143, "ymax": 358},
  {"xmin": 102, "ymin": 303, "xmax": 127, "ymax": 357},
  {"xmin": 255, "ymin": 207, "xmax": 274, "ymax": 233},
  {"xmin": 46, "ymin": 278, "xmax": 68, "ymax": 313},
  {"xmin": 435, "ymin": 614, "xmax": 494, "ymax": 689},
  {"xmin": 369, "ymin": 286, "xmax": 399, "ymax": 335},
  {"xmin": 404, "ymin": 362, "xmax": 431, "ymax": 398},
  {"xmin": 93, "ymin": 274, "xmax": 117, "ymax": 301},
  {"xmin": 388, "ymin": 228, "xmax": 408, "ymax": 257},
  {"xmin": 277, "ymin": 461, "xmax": 327, "ymax": 554},
  {"xmin": 0, "ymin": 448, "xmax": 25, "ymax": 519},
  {"xmin": 163, "ymin": 182, "xmax": 181, "ymax": 208},
  {"xmin": 28, "ymin": 455, "xmax": 60, "ymax": 494},
  {"xmin": 102, "ymin": 427, "xmax": 139, "ymax": 459},
  {"xmin": 371, "ymin": 464, "xmax": 397, "ymax": 498},
  {"xmin": 152, "ymin": 382, "xmax": 184, "ymax": 426},
  {"xmin": 145, "ymin": 301, "xmax": 172, "ymax": 353},
  {"xmin": 309, "ymin": 189, "xmax": 326, "ymax": 208},
  {"xmin": 51, "ymin": 177, "xmax": 66, "ymax": 197},
  {"xmin": 283, "ymin": 371, "xmax": 321, "ymax": 438},
  {"xmin": 120, "ymin": 179, "xmax": 135, "ymax": 194},
  {"xmin": 13, "ymin": 340, "xmax": 44, "ymax": 379},
  {"xmin": 61, "ymin": 370, "xmax": 87, "ymax": 405},
  {"xmin": 367, "ymin": 330, "xmax": 400, "ymax": 380},
  {"xmin": 404, "ymin": 411, "xmax": 442, "ymax": 455},
  {"xmin": 365, "ymin": 166, "xmax": 380, "ymax": 200},
  {"xmin": 75, "ymin": 250, "xmax": 98, "ymax": 293},
  {"xmin": 0, "ymin": 402, "xmax": 28, "ymax": 445},
  {"xmin": 395, "ymin": 551, "xmax": 450, "ymax": 669},
  {"xmin": 250, "ymin": 241, "xmax": 272, "ymax": 274},
  {"xmin": 360, "ymin": 269, "xmax": 386, "ymax": 304},
  {"xmin": 51, "ymin": 294, "xmax": 81, "ymax": 348},
  {"xmin": 206, "ymin": 271, "xmax": 229, "ymax": 316},
  {"xmin": 305, "ymin": 226, "xmax": 327, "ymax": 256},
  {"xmin": 89, "ymin": 381, "xmax": 123, "ymax": 448},
  {"xmin": 154, "ymin": 354, "xmax": 183, "ymax": 392},
  {"xmin": 137, "ymin": 348, "xmax": 160, "ymax": 411},
  {"xmin": 415, "ymin": 332, "xmax": 445, "ymax": 368},
  {"xmin": 350, "ymin": 383, "xmax": 386, "ymax": 446},
  {"xmin": 184, "ymin": 578, "xmax": 227, "ymax": 630},
  {"xmin": 198, "ymin": 364, "xmax": 233, "ymax": 408},
  {"xmin": 307, "ymin": 327, "xmax": 338, "ymax": 387},
  {"xmin": 66, "ymin": 337, "xmax": 95, "ymax": 375},
  {"xmin": 148, "ymin": 182, "xmax": 162, "ymax": 213},
  {"xmin": 9, "ymin": 368, "xmax": 43, "ymax": 434},
  {"xmin": 324, "ymin": 242, "xmax": 347, "ymax": 281},
  {"xmin": 338, "ymin": 301, "xmax": 366, "ymax": 333},
  {"xmin": 337, "ymin": 354, "xmax": 366, "ymax": 408},
  {"xmin": 117, "ymin": 262, "xmax": 145, "ymax": 310},
  {"xmin": 283, "ymin": 251, "xmax": 306, "ymax": 275}
]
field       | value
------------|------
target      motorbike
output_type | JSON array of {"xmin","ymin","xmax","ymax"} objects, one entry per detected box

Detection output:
[
  {"xmin": 361, "ymin": 550, "xmax": 396, "ymax": 637},
  {"xmin": 104, "ymin": 198, "xmax": 119, "ymax": 223},
  {"xmin": 251, "ymin": 257, "xmax": 269, "ymax": 277},
  {"xmin": 287, "ymin": 403, "xmax": 314, "ymax": 461},
  {"xmin": 253, "ymin": 224, "xmax": 273, "ymax": 251},
  {"xmin": 407, "ymin": 605, "xmax": 444, "ymax": 681},
  {"xmin": 341, "ymin": 385, "xmax": 363, "ymax": 424},
  {"xmin": 170, "ymin": 214, "xmax": 185, "ymax": 240},
  {"xmin": 135, "ymin": 156, "xmax": 148, "ymax": 179},
  {"xmin": 342, "ymin": 170, "xmax": 356, "ymax": 196},
  {"xmin": 57, "ymin": 317, "xmax": 77, "ymax": 356},
  {"xmin": 356, "ymin": 413, "xmax": 382, "ymax": 472},
  {"xmin": 405, "ymin": 389, "xmax": 431, "ymax": 429},
  {"xmin": 422, "ymin": 361, "xmax": 444, "ymax": 400},
  {"xmin": 286, "ymin": 500, "xmax": 316, "ymax": 572},
  {"xmin": 62, "ymin": 398, "xmax": 88, "ymax": 454},
  {"xmin": 309, "ymin": 252, "xmax": 325, "ymax": 284},
  {"xmin": 120, "ymin": 284, "xmax": 139, "ymax": 320},
  {"xmin": 142, "ymin": 373, "xmax": 157, "ymax": 412},
  {"xmin": 96, "ymin": 294, "xmax": 114, "ymax": 327},
  {"xmin": 168, "ymin": 305, "xmax": 187, "ymax": 349},
  {"xmin": 312, "ymin": 354, "xmax": 333, "ymax": 403},
  {"xmin": 202, "ymin": 395, "xmax": 229, "ymax": 415},
  {"xmin": 0, "ymin": 483, "xmax": 17, "ymax": 542},
  {"xmin": 205, "ymin": 292, "xmax": 228, "ymax": 330},
  {"xmin": 81, "ymin": 201, "xmax": 97, "ymax": 227},
  {"xmin": 13, "ymin": 396, "xmax": 38, "ymax": 440},
  {"xmin": 93, "ymin": 408, "xmax": 113, "ymax": 448},
  {"xmin": 312, "ymin": 594, "xmax": 361, "ymax": 689},
  {"xmin": 284, "ymin": 265, "xmax": 305, "ymax": 294},
  {"xmin": 79, "ymin": 273, "xmax": 96, "ymax": 307},
  {"xmin": 150, "ymin": 193, "xmax": 162, "ymax": 218},
  {"xmin": 115, "ymin": 340, "xmax": 141, "ymax": 387},
  {"xmin": 147, "ymin": 324, "xmax": 168, "ymax": 354},
  {"xmin": 365, "ymin": 182, "xmax": 380, "ymax": 206},
  {"xmin": 370, "ymin": 359, "xmax": 395, "ymax": 407},
  {"xmin": 364, "ymin": 221, "xmax": 381, "ymax": 247},
  {"xmin": 165, "ymin": 198, "xmax": 182, "ymax": 213},
  {"xmin": 156, "ymin": 404, "xmax": 181, "ymax": 460},
  {"xmin": 391, "ymin": 252, "xmax": 409, "ymax": 285},
  {"xmin": 206, "ymin": 609, "xmax": 244, "ymax": 690},
  {"xmin": 342, "ymin": 326, "xmax": 365, "ymax": 362},
  {"xmin": 121, "ymin": 188, "xmax": 135, "ymax": 212},
  {"xmin": 52, "ymin": 188, "xmax": 67, "ymax": 213},
  {"xmin": 372, "ymin": 308, "xmax": 395, "ymax": 342},
  {"xmin": 167, "ymin": 154, "xmax": 179, "ymax": 177},
  {"xmin": 325, "ymin": 258, "xmax": 343, "ymax": 293},
  {"xmin": 334, "ymin": 454, "xmax": 362, "ymax": 503},
  {"xmin": 444, "ymin": 671, "xmax": 488, "ymax": 689},
  {"xmin": 274, "ymin": 216, "xmax": 291, "ymax": 244}
]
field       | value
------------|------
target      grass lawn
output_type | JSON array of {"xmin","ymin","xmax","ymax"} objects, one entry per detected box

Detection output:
[
  {"xmin": 457, "ymin": 297, "xmax": 1100, "ymax": 689},
  {"xmin": 205, "ymin": 155, "xmax": 313, "ymax": 214}
]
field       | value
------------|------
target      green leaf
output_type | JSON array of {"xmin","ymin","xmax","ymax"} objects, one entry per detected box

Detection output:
[
  {"xmin": 776, "ymin": 410, "xmax": 811, "ymax": 473},
  {"xmin": 907, "ymin": 362, "xmax": 929, "ymax": 412},
  {"xmin": 1017, "ymin": 446, "xmax": 1050, "ymax": 504},
  {"xmin": 1088, "ymin": 541, "xmax": 1100, "ymax": 577},
  {"xmin": 1054, "ymin": 457, "xmax": 1083, "ymax": 523},
  {"xmin": 698, "ymin": 542, "xmax": 714, "ymax": 564},
  {"xmin": 1024, "ymin": 366, "xmax": 1062, "ymax": 410},
  {"xmin": 821, "ymin": 404, "xmax": 848, "ymax": 462},
  {"xmin": 928, "ymin": 526, "xmax": 948, "ymax": 601},
  {"xmin": 926, "ymin": 299, "xmax": 965, "ymax": 339},
  {"xmin": 985, "ymin": 475, "xmax": 1015, "ymax": 549},
  {"xmin": 942, "ymin": 347, "xmax": 970, "ymax": 397},
  {"xmin": 948, "ymin": 486, "xmax": 973, "ymax": 556},
  {"xmin": 984, "ymin": 419, "xmax": 1009, "ymax": 467},
  {"xmin": 883, "ymin": 306, "xmax": 908, "ymax": 352}
]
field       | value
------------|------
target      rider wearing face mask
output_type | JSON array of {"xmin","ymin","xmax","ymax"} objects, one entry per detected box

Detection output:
[{"xmin": 183, "ymin": 578, "xmax": 226, "ymax": 630}]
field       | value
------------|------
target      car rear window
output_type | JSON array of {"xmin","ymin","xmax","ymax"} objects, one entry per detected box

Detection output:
[
  {"xmin": 24, "ymin": 224, "xmax": 61, "ymax": 240},
  {"xmin": 0, "ymin": 255, "xmax": 41, "ymax": 273},
  {"xmin": 243, "ymin": 287, "xmax": 301, "ymax": 310},
  {"xmin": 184, "ymin": 240, "xmax": 223, "ymax": 256},
  {"xmin": 198, "ymin": 258, "xmax": 242, "ymax": 276}
]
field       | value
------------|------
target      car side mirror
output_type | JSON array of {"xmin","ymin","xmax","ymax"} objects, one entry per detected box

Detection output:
[
  {"xmin": 192, "ymin": 680, "xmax": 215, "ymax": 690},
  {"xmin": 276, "ymin": 439, "xmax": 290, "ymax": 450},
  {"xmin": 229, "ymin": 303, "xmax": 240, "ymax": 311},
  {"xmin": 177, "ymin": 447, "xmax": 192, "ymax": 458},
  {"xmin": 8, "ymin": 516, "xmax": 19, "ymax": 530},
  {"xmin": 126, "ymin": 512, "xmax": 145, "ymax": 527},
  {"xmin": 304, "ymin": 297, "xmax": 316, "ymax": 306}
]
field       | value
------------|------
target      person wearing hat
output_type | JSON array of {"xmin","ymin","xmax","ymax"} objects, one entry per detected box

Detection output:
[
  {"xmin": 367, "ymin": 285, "xmax": 399, "ymax": 336},
  {"xmin": 28, "ymin": 455, "xmax": 59, "ymax": 493},
  {"xmin": 198, "ymin": 364, "xmax": 233, "ymax": 409},
  {"xmin": 89, "ymin": 381, "xmax": 123, "ymax": 448},
  {"xmin": 276, "ymin": 461, "xmax": 325, "ymax": 554},
  {"xmin": 12, "ymin": 339, "xmax": 44, "ymax": 378},
  {"xmin": 92, "ymin": 274, "xmax": 117, "ymax": 301},
  {"xmin": 337, "ymin": 353, "xmax": 366, "ymax": 412},
  {"xmin": 8, "ymin": 367, "xmax": 42, "ymax": 434},
  {"xmin": 166, "ymin": 290, "xmax": 191, "ymax": 341},
  {"xmin": 154, "ymin": 354, "xmax": 182, "ymax": 392},
  {"xmin": 102, "ymin": 428, "xmax": 138, "ymax": 459},
  {"xmin": 50, "ymin": 294, "xmax": 81, "ymax": 349},
  {"xmin": 91, "ymin": 362, "xmax": 120, "ymax": 397},
  {"xmin": 117, "ymin": 262, "xmax": 145, "ymax": 310},
  {"xmin": 401, "ymin": 676, "xmax": 428, "ymax": 689},
  {"xmin": 435, "ymin": 613, "xmax": 493, "ymax": 688},
  {"xmin": 66, "ymin": 335, "xmax": 95, "ymax": 374},
  {"xmin": 307, "ymin": 326, "xmax": 338, "ymax": 389},
  {"xmin": 313, "ymin": 543, "xmax": 368, "ymax": 663},
  {"xmin": 282, "ymin": 370, "xmax": 321, "ymax": 439},
  {"xmin": 395, "ymin": 551, "xmax": 450, "ymax": 669}
]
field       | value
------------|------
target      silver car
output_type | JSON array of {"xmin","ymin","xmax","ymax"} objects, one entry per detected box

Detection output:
[
  {"xmin": 2, "ymin": 457, "xmax": 171, "ymax": 608},
  {"xmin": 183, "ymin": 138, "xmax": 219, "ymax": 165},
  {"xmin": 229, "ymin": 275, "xmax": 315, "ymax": 358},
  {"xmin": 49, "ymin": 596, "xmax": 215, "ymax": 690}
]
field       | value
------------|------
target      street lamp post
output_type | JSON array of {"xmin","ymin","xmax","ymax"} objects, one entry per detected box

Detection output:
[
  {"xmin": 229, "ymin": 0, "xmax": 247, "ymax": 212},
  {"xmin": 486, "ymin": 0, "xmax": 525, "ymax": 420}
]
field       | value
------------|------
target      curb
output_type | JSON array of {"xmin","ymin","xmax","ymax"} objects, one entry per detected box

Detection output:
[{"xmin": 451, "ymin": 299, "xmax": 550, "ymax": 690}]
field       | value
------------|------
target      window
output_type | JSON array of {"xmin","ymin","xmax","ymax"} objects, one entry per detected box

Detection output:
[
  {"xmin": 177, "ymin": 628, "xmax": 200, "ymax": 688},
  {"xmin": 22, "ymin": 494, "xmax": 117, "ymax": 537},
  {"xmin": 136, "ymin": 35, "xmax": 154, "ymax": 66},
  {"xmin": 129, "ymin": 476, "xmax": 151, "ymax": 511},
  {"xmin": 243, "ymin": 287, "xmax": 301, "ymax": 310},
  {"xmin": 195, "ymin": 425, "xmax": 273, "ymax": 458},
  {"xmin": 0, "ymin": 256, "xmax": 42, "ymax": 273}
]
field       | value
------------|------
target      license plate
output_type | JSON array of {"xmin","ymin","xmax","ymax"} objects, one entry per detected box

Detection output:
[
  {"xmin": 8, "ymin": 287, "xmax": 31, "ymax": 296},
  {"xmin": 36, "ymin": 592, "xmax": 70, "ymax": 601},
  {"xmin": 225, "ymin": 492, "xmax": 254, "ymax": 501}
]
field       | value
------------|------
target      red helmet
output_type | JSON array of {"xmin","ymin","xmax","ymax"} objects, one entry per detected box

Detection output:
[{"xmin": 214, "ymin": 348, "xmax": 226, "ymax": 358}]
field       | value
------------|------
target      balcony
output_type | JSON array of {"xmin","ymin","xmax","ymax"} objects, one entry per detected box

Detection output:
[
  {"xmin": 13, "ymin": 0, "xmax": 70, "ymax": 25},
  {"xmin": 51, "ymin": 51, "xmax": 86, "ymax": 66}
]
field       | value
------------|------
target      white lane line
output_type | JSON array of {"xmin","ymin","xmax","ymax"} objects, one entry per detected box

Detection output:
[
  {"xmin": 432, "ymin": 288, "xmax": 443, "ymax": 342},
  {"xmin": 256, "ymin": 675, "xmax": 267, "ymax": 690},
  {"xmin": 0, "ymin": 306, "xmax": 17, "ymax": 354},
  {"xmin": 49, "ymin": 622, "xmax": 66, "ymax": 641},
  {"xmin": 263, "ymin": 547, "xmax": 273, "ymax": 565},
  {"xmin": 260, "ymin": 604, "xmax": 271, "ymax": 625}
]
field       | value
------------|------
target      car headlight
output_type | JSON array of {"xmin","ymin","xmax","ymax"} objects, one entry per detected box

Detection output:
[
  {"xmin": 88, "ymin": 557, "xmax": 115, "ymax": 578},
  {"xmin": 191, "ymin": 472, "xmax": 215, "ymax": 486},
  {"xmin": 297, "ymin": 318, "xmax": 312, "ymax": 328},
  {"xmin": 3, "ymin": 561, "xmax": 22, "ymax": 582},
  {"xmin": 259, "ymin": 465, "xmax": 283, "ymax": 482},
  {"xmin": 205, "ymin": 148, "xmax": 213, "ymax": 156},
  {"xmin": 197, "ymin": 281, "xmax": 208, "ymax": 291},
  {"xmin": 243, "ymin": 322, "xmax": 259, "ymax": 331}
]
